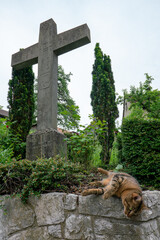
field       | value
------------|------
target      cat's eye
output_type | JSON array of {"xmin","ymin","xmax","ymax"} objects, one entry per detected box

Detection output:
[{"xmin": 129, "ymin": 207, "xmax": 135, "ymax": 211}]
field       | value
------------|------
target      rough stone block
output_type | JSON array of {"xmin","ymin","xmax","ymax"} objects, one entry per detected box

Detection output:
[
  {"xmin": 79, "ymin": 194, "xmax": 125, "ymax": 219},
  {"xmin": 64, "ymin": 194, "xmax": 78, "ymax": 211},
  {"xmin": 4, "ymin": 196, "xmax": 35, "ymax": 235},
  {"xmin": 8, "ymin": 227, "xmax": 49, "ymax": 240},
  {"xmin": 48, "ymin": 224, "xmax": 62, "ymax": 238},
  {"xmin": 29, "ymin": 192, "xmax": 65, "ymax": 226},
  {"xmin": 64, "ymin": 214, "xmax": 94, "ymax": 239},
  {"xmin": 26, "ymin": 128, "xmax": 67, "ymax": 160},
  {"xmin": 79, "ymin": 191, "xmax": 160, "ymax": 221},
  {"xmin": 0, "ymin": 203, "xmax": 7, "ymax": 240},
  {"xmin": 94, "ymin": 218, "xmax": 160, "ymax": 240}
]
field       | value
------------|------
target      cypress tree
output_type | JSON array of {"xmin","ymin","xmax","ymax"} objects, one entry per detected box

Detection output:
[
  {"xmin": 8, "ymin": 66, "xmax": 35, "ymax": 158},
  {"xmin": 91, "ymin": 43, "xmax": 119, "ymax": 163}
]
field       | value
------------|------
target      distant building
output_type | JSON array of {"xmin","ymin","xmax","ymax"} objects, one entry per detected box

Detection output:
[
  {"xmin": 0, "ymin": 109, "xmax": 74, "ymax": 134},
  {"xmin": 0, "ymin": 109, "xmax": 9, "ymax": 119},
  {"xmin": 123, "ymin": 100, "xmax": 131, "ymax": 118}
]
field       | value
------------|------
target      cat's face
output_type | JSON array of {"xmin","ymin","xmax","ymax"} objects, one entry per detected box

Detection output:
[{"xmin": 123, "ymin": 192, "xmax": 146, "ymax": 217}]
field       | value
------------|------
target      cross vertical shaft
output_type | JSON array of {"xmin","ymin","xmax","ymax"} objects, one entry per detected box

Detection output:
[{"xmin": 37, "ymin": 19, "xmax": 58, "ymax": 130}]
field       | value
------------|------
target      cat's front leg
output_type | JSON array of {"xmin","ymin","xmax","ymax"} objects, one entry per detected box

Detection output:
[
  {"xmin": 82, "ymin": 188, "xmax": 104, "ymax": 196},
  {"xmin": 103, "ymin": 189, "xmax": 116, "ymax": 199},
  {"xmin": 89, "ymin": 181, "xmax": 103, "ymax": 187},
  {"xmin": 103, "ymin": 178, "xmax": 120, "ymax": 199}
]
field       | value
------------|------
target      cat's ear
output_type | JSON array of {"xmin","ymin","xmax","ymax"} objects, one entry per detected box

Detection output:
[
  {"xmin": 141, "ymin": 202, "xmax": 149, "ymax": 211},
  {"xmin": 132, "ymin": 193, "xmax": 142, "ymax": 202}
]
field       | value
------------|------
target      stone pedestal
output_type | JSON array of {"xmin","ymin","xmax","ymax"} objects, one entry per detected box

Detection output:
[{"xmin": 26, "ymin": 128, "xmax": 67, "ymax": 160}]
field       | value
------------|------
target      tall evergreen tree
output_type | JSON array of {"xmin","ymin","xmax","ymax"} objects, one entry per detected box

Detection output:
[
  {"xmin": 57, "ymin": 65, "xmax": 80, "ymax": 130},
  {"xmin": 91, "ymin": 43, "xmax": 119, "ymax": 163},
  {"xmin": 8, "ymin": 66, "xmax": 35, "ymax": 158}
]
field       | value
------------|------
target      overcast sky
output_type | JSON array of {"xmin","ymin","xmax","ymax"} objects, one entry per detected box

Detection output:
[{"xmin": 0, "ymin": 0, "xmax": 160, "ymax": 126}]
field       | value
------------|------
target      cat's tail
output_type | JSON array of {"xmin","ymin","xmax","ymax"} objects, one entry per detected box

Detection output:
[{"xmin": 97, "ymin": 168, "xmax": 110, "ymax": 176}]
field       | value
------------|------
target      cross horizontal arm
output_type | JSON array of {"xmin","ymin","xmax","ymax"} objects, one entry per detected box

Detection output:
[
  {"xmin": 11, "ymin": 23, "xmax": 91, "ymax": 70},
  {"xmin": 54, "ymin": 24, "xmax": 91, "ymax": 56},
  {"xmin": 11, "ymin": 43, "xmax": 38, "ymax": 69}
]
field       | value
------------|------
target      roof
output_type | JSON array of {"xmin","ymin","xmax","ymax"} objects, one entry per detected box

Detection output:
[{"xmin": 0, "ymin": 109, "xmax": 9, "ymax": 118}]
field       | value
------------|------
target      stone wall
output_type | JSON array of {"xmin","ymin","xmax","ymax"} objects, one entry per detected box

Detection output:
[{"xmin": 0, "ymin": 191, "xmax": 159, "ymax": 240}]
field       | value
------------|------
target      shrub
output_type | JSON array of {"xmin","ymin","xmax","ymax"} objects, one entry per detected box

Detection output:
[
  {"xmin": 116, "ymin": 132, "xmax": 123, "ymax": 163},
  {"xmin": 0, "ymin": 118, "xmax": 9, "ymax": 148},
  {"xmin": 0, "ymin": 157, "xmax": 86, "ymax": 203},
  {"xmin": 0, "ymin": 147, "xmax": 14, "ymax": 164},
  {"xmin": 91, "ymin": 143, "xmax": 102, "ymax": 167},
  {"xmin": 0, "ymin": 118, "xmax": 14, "ymax": 164},
  {"xmin": 110, "ymin": 139, "xmax": 119, "ymax": 166},
  {"xmin": 121, "ymin": 118, "xmax": 160, "ymax": 188},
  {"xmin": 66, "ymin": 118, "xmax": 107, "ymax": 166},
  {"xmin": 0, "ymin": 118, "xmax": 25, "ymax": 162}
]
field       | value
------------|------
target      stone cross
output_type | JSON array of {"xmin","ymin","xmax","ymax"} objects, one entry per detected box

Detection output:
[
  {"xmin": 12, "ymin": 18, "xmax": 91, "ymax": 131},
  {"xmin": 11, "ymin": 18, "xmax": 91, "ymax": 160}
]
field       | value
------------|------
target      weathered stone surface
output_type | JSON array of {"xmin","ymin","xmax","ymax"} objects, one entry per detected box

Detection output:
[
  {"xmin": 26, "ymin": 128, "xmax": 67, "ymax": 160},
  {"xmin": 4, "ymin": 196, "xmax": 35, "ymax": 235},
  {"xmin": 79, "ymin": 194, "xmax": 125, "ymax": 219},
  {"xmin": 94, "ymin": 218, "xmax": 160, "ymax": 240},
  {"xmin": 8, "ymin": 227, "xmax": 49, "ymax": 240},
  {"xmin": 140, "ymin": 190, "xmax": 160, "ymax": 220},
  {"xmin": 0, "ymin": 191, "xmax": 159, "ymax": 239},
  {"xmin": 48, "ymin": 224, "xmax": 62, "ymax": 238},
  {"xmin": 79, "ymin": 190, "xmax": 160, "ymax": 222},
  {"xmin": 0, "ymin": 208, "xmax": 7, "ymax": 240},
  {"xmin": 29, "ymin": 192, "xmax": 65, "ymax": 226},
  {"xmin": 64, "ymin": 194, "xmax": 78, "ymax": 211},
  {"xmin": 12, "ymin": 18, "xmax": 91, "ymax": 131},
  {"xmin": 65, "ymin": 214, "xmax": 94, "ymax": 239}
]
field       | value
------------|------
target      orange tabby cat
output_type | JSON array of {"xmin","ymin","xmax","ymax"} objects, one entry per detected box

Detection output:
[{"xmin": 82, "ymin": 168, "xmax": 147, "ymax": 217}]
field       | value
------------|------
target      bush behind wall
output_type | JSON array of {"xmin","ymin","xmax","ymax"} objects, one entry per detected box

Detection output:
[{"xmin": 121, "ymin": 118, "xmax": 160, "ymax": 188}]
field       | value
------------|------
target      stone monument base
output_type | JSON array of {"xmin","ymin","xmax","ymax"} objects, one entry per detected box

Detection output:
[{"xmin": 26, "ymin": 128, "xmax": 67, "ymax": 160}]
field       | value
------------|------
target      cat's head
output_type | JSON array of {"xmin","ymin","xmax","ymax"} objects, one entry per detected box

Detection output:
[{"xmin": 123, "ymin": 192, "xmax": 147, "ymax": 218}]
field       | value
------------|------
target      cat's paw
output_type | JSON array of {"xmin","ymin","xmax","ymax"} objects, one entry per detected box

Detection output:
[
  {"xmin": 90, "ymin": 181, "xmax": 103, "ymax": 187},
  {"xmin": 81, "ymin": 190, "xmax": 89, "ymax": 196},
  {"xmin": 89, "ymin": 182, "xmax": 96, "ymax": 186},
  {"xmin": 103, "ymin": 192, "xmax": 109, "ymax": 199},
  {"xmin": 90, "ymin": 182, "xmax": 98, "ymax": 187}
]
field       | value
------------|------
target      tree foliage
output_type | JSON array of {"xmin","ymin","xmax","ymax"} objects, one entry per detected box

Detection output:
[
  {"xmin": 66, "ymin": 116, "xmax": 107, "ymax": 166},
  {"xmin": 8, "ymin": 66, "xmax": 35, "ymax": 158},
  {"xmin": 124, "ymin": 73, "xmax": 160, "ymax": 119},
  {"xmin": 91, "ymin": 43, "xmax": 119, "ymax": 163},
  {"xmin": 57, "ymin": 65, "xmax": 80, "ymax": 130}
]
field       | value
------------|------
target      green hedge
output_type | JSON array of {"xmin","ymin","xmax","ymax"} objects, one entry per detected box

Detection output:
[
  {"xmin": 121, "ymin": 118, "xmax": 160, "ymax": 188},
  {"xmin": 0, "ymin": 157, "xmax": 86, "ymax": 203}
]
